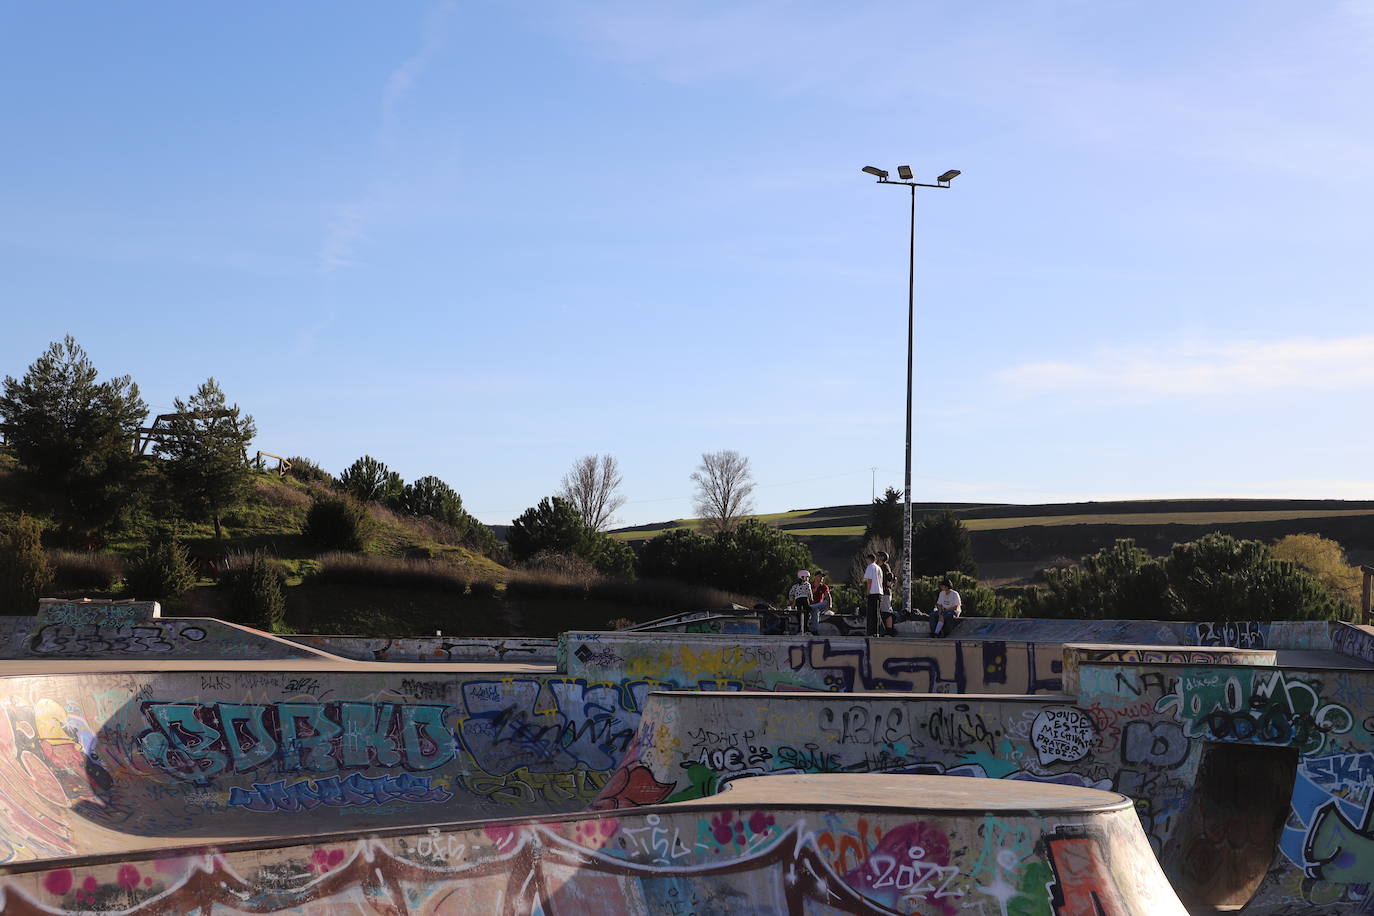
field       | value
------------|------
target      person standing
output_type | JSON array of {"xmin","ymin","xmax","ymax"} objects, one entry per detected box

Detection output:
[
  {"xmin": 931, "ymin": 577, "xmax": 962, "ymax": 637},
  {"xmin": 877, "ymin": 550, "xmax": 897, "ymax": 636},
  {"xmin": 788, "ymin": 570, "xmax": 814, "ymax": 633},
  {"xmin": 862, "ymin": 553, "xmax": 883, "ymax": 637}
]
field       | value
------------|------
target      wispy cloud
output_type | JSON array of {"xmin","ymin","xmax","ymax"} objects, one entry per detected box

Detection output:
[
  {"xmin": 997, "ymin": 336, "xmax": 1374, "ymax": 402},
  {"xmin": 318, "ymin": 0, "xmax": 457, "ymax": 274}
]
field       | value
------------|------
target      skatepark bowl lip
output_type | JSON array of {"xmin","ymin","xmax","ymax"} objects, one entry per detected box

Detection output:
[
  {"xmin": 0, "ymin": 773, "xmax": 1135, "ymax": 878},
  {"xmin": 0, "ymin": 659, "xmax": 558, "ymax": 675}
]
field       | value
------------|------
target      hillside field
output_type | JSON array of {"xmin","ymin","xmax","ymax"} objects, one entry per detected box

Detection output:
[{"xmin": 609, "ymin": 499, "xmax": 1374, "ymax": 585}]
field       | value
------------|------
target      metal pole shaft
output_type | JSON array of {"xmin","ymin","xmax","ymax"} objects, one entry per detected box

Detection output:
[{"xmin": 902, "ymin": 184, "xmax": 915, "ymax": 620}]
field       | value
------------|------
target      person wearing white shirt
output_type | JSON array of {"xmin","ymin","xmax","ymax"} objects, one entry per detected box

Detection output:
[
  {"xmin": 862, "ymin": 554, "xmax": 883, "ymax": 637},
  {"xmin": 787, "ymin": 570, "xmax": 814, "ymax": 633},
  {"xmin": 931, "ymin": 578, "xmax": 961, "ymax": 637}
]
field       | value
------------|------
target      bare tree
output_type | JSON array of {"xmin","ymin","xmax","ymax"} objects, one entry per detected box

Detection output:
[
  {"xmin": 559, "ymin": 454, "xmax": 626, "ymax": 531},
  {"xmin": 691, "ymin": 449, "xmax": 756, "ymax": 534}
]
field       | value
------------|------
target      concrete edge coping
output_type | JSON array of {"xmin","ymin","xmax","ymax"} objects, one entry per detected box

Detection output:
[
  {"xmin": 0, "ymin": 775, "xmax": 1132, "ymax": 879},
  {"xmin": 0, "ymin": 660, "xmax": 559, "ymax": 676},
  {"xmin": 645, "ymin": 690, "xmax": 1081, "ymax": 702}
]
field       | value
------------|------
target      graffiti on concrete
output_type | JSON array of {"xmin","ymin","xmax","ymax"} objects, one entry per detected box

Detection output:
[
  {"xmin": 136, "ymin": 701, "xmax": 456, "ymax": 784},
  {"xmin": 1031, "ymin": 707, "xmax": 1097, "ymax": 766},
  {"xmin": 1192, "ymin": 620, "xmax": 1266, "ymax": 649},
  {"xmin": 1157, "ymin": 670, "xmax": 1353, "ymax": 754},
  {"xmin": 0, "ymin": 808, "xmax": 1171, "ymax": 916},
  {"xmin": 228, "ymin": 772, "xmax": 452, "ymax": 812}
]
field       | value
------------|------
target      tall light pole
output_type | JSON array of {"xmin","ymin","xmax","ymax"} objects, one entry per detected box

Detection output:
[{"xmin": 861, "ymin": 164, "xmax": 960, "ymax": 622}]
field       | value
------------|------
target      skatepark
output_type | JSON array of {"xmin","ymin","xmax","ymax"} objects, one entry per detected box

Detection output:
[{"xmin": 2, "ymin": 598, "xmax": 1373, "ymax": 913}]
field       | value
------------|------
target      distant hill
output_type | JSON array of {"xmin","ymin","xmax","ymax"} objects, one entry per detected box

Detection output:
[{"xmin": 608, "ymin": 499, "xmax": 1374, "ymax": 585}]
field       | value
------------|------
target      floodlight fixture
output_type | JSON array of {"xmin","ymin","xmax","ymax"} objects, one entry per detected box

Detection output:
[{"xmin": 858, "ymin": 159, "xmax": 961, "ymax": 628}]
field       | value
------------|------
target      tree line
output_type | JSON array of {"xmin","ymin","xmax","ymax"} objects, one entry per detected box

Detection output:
[{"xmin": 0, "ymin": 337, "xmax": 498, "ymax": 554}]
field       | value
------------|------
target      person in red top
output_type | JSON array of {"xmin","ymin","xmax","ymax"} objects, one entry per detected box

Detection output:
[{"xmin": 807, "ymin": 572, "xmax": 832, "ymax": 634}]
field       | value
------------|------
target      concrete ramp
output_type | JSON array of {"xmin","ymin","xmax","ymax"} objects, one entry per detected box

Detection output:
[
  {"xmin": 0, "ymin": 774, "xmax": 1186, "ymax": 915},
  {"xmin": 6, "ymin": 600, "xmax": 330, "ymax": 661},
  {"xmin": 595, "ymin": 690, "xmax": 1100, "ymax": 811}
]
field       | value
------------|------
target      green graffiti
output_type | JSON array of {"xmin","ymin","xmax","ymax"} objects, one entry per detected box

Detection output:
[
  {"xmin": 960, "ymin": 740, "xmax": 1022, "ymax": 778},
  {"xmin": 1304, "ymin": 800, "xmax": 1374, "ymax": 884},
  {"xmin": 1157, "ymin": 669, "xmax": 1352, "ymax": 754},
  {"xmin": 667, "ymin": 762, "xmax": 718, "ymax": 803},
  {"xmin": 1008, "ymin": 860, "xmax": 1053, "ymax": 916}
]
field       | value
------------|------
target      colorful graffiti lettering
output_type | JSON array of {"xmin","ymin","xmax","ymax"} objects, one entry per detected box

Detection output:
[
  {"xmin": 1045, "ymin": 826, "xmax": 1127, "ymax": 916},
  {"xmin": 1157, "ymin": 670, "xmax": 1353, "ymax": 754},
  {"xmin": 227, "ymin": 772, "xmax": 452, "ymax": 812},
  {"xmin": 136, "ymin": 701, "xmax": 454, "ymax": 784}
]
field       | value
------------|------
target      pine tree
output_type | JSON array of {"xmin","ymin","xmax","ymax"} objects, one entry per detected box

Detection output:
[
  {"xmin": 0, "ymin": 337, "xmax": 147, "ymax": 537},
  {"xmin": 155, "ymin": 378, "xmax": 256, "ymax": 540},
  {"xmin": 338, "ymin": 455, "xmax": 404, "ymax": 506}
]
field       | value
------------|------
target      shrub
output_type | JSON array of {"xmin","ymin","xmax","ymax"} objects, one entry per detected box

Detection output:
[
  {"xmin": 638, "ymin": 528, "xmax": 711, "ymax": 583},
  {"xmin": 910, "ymin": 572, "xmax": 1018, "ymax": 618},
  {"xmin": 508, "ymin": 497, "xmax": 589, "ymax": 561},
  {"xmin": 829, "ymin": 584, "xmax": 864, "ymax": 616},
  {"xmin": 589, "ymin": 535, "xmax": 637, "ymax": 578},
  {"xmin": 286, "ymin": 456, "xmax": 332, "ymax": 484},
  {"xmin": 1018, "ymin": 534, "xmax": 1345, "ymax": 622},
  {"xmin": 47, "ymin": 548, "xmax": 123, "ymax": 590},
  {"xmin": 1271, "ymin": 534, "xmax": 1362, "ymax": 610},
  {"xmin": 124, "ymin": 530, "xmax": 196, "ymax": 600},
  {"xmin": 522, "ymin": 550, "xmax": 601, "ymax": 579},
  {"xmin": 469, "ymin": 580, "xmax": 497, "ymax": 599},
  {"xmin": 218, "ymin": 550, "xmax": 287, "ymax": 631},
  {"xmin": 638, "ymin": 520, "xmax": 813, "ymax": 602},
  {"xmin": 304, "ymin": 493, "xmax": 376, "ymax": 552},
  {"xmin": 308, "ymin": 552, "xmax": 469, "ymax": 594},
  {"xmin": 0, "ymin": 515, "xmax": 53, "ymax": 613}
]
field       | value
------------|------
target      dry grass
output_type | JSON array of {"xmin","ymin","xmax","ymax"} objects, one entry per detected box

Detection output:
[
  {"xmin": 309, "ymin": 552, "xmax": 471, "ymax": 594},
  {"xmin": 251, "ymin": 478, "xmax": 311, "ymax": 509},
  {"xmin": 504, "ymin": 569, "xmax": 750, "ymax": 610},
  {"xmin": 47, "ymin": 549, "xmax": 124, "ymax": 590},
  {"xmin": 366, "ymin": 502, "xmax": 469, "ymax": 547}
]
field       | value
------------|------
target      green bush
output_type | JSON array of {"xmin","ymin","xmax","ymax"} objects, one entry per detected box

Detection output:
[
  {"xmin": 910, "ymin": 572, "xmax": 1018, "ymax": 618},
  {"xmin": 218, "ymin": 550, "xmax": 287, "ymax": 631},
  {"xmin": 303, "ymin": 493, "xmax": 376, "ymax": 552},
  {"xmin": 1018, "ymin": 534, "xmax": 1345, "ymax": 622},
  {"xmin": 0, "ymin": 515, "xmax": 54, "ymax": 613},
  {"xmin": 123, "ymin": 530, "xmax": 196, "ymax": 601},
  {"xmin": 638, "ymin": 519, "xmax": 814, "ymax": 602},
  {"xmin": 286, "ymin": 456, "xmax": 332, "ymax": 484}
]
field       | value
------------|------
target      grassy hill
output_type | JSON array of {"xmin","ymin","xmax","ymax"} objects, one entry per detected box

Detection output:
[
  {"xmin": 0, "ymin": 451, "xmax": 509, "ymax": 629},
  {"xmin": 610, "ymin": 498, "xmax": 1374, "ymax": 585}
]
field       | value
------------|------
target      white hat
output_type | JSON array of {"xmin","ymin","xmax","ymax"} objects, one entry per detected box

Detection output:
[{"xmin": 798, "ymin": 569, "xmax": 810, "ymax": 578}]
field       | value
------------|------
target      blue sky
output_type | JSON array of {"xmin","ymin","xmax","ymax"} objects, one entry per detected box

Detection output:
[{"xmin": 3, "ymin": 1, "xmax": 1373, "ymax": 527}]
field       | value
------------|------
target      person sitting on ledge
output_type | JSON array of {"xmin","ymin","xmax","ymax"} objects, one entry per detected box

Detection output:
[
  {"xmin": 807, "ymin": 572, "xmax": 832, "ymax": 634},
  {"xmin": 930, "ymin": 577, "xmax": 962, "ymax": 637}
]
